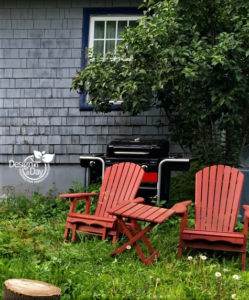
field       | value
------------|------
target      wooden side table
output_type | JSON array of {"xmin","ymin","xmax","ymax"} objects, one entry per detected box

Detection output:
[{"xmin": 108, "ymin": 201, "xmax": 175, "ymax": 266}]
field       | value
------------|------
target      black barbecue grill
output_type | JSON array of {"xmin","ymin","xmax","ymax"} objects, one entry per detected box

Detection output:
[
  {"xmin": 80, "ymin": 138, "xmax": 196, "ymax": 204},
  {"xmin": 107, "ymin": 138, "xmax": 169, "ymax": 158}
]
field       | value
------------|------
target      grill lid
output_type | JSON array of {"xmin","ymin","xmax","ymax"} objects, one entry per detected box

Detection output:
[{"xmin": 107, "ymin": 138, "xmax": 169, "ymax": 158}]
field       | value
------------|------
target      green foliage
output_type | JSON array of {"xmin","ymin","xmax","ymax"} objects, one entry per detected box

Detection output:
[
  {"xmin": 28, "ymin": 194, "xmax": 68, "ymax": 224},
  {"xmin": 170, "ymin": 161, "xmax": 206, "ymax": 205},
  {"xmin": 71, "ymin": 0, "xmax": 249, "ymax": 165},
  {"xmin": 67, "ymin": 181, "xmax": 101, "ymax": 214},
  {"xmin": 0, "ymin": 188, "xmax": 69, "ymax": 223},
  {"xmin": 68, "ymin": 180, "xmax": 101, "ymax": 194}
]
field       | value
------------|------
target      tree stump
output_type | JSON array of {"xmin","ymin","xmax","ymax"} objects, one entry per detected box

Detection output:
[{"xmin": 3, "ymin": 279, "xmax": 61, "ymax": 300}]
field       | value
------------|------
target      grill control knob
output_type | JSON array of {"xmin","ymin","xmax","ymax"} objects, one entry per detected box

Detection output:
[
  {"xmin": 89, "ymin": 161, "xmax": 96, "ymax": 167},
  {"xmin": 141, "ymin": 165, "xmax": 148, "ymax": 171}
]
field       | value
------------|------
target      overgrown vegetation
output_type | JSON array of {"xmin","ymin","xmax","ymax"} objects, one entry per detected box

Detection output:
[
  {"xmin": 169, "ymin": 161, "xmax": 206, "ymax": 206},
  {"xmin": 0, "ymin": 182, "xmax": 248, "ymax": 299},
  {"xmin": 71, "ymin": 0, "xmax": 249, "ymax": 165}
]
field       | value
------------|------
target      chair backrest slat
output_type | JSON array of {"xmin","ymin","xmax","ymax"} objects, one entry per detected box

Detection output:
[
  {"xmin": 222, "ymin": 168, "xmax": 239, "ymax": 231},
  {"xmin": 195, "ymin": 170, "xmax": 202, "ymax": 229},
  {"xmin": 95, "ymin": 163, "xmax": 144, "ymax": 218},
  {"xmin": 217, "ymin": 166, "xmax": 231, "ymax": 231},
  {"xmin": 229, "ymin": 171, "xmax": 244, "ymax": 231},
  {"xmin": 212, "ymin": 165, "xmax": 225, "ymax": 231},
  {"xmin": 101, "ymin": 163, "xmax": 128, "ymax": 218},
  {"xmin": 96, "ymin": 164, "xmax": 119, "ymax": 217},
  {"xmin": 195, "ymin": 165, "xmax": 244, "ymax": 232},
  {"xmin": 200, "ymin": 167, "xmax": 209, "ymax": 230},
  {"xmin": 118, "ymin": 163, "xmax": 143, "ymax": 203},
  {"xmin": 206, "ymin": 166, "xmax": 217, "ymax": 229},
  {"xmin": 102, "ymin": 163, "xmax": 139, "ymax": 218}
]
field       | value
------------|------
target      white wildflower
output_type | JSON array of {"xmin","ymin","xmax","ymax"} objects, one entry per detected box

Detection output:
[
  {"xmin": 188, "ymin": 256, "xmax": 193, "ymax": 261},
  {"xmin": 223, "ymin": 268, "xmax": 229, "ymax": 273},
  {"xmin": 232, "ymin": 275, "xmax": 239, "ymax": 280},
  {"xmin": 126, "ymin": 245, "xmax": 131, "ymax": 250},
  {"xmin": 200, "ymin": 255, "xmax": 207, "ymax": 261},
  {"xmin": 215, "ymin": 272, "xmax": 222, "ymax": 278},
  {"xmin": 231, "ymin": 294, "xmax": 237, "ymax": 299}
]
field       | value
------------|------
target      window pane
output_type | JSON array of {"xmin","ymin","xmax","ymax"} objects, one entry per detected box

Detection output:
[
  {"xmin": 93, "ymin": 40, "xmax": 104, "ymax": 54},
  {"xmin": 106, "ymin": 21, "xmax": 116, "ymax": 39},
  {"xmin": 116, "ymin": 40, "xmax": 122, "ymax": 57},
  {"xmin": 117, "ymin": 21, "xmax": 127, "ymax": 37},
  {"xmin": 106, "ymin": 40, "xmax": 115, "ymax": 53},
  {"xmin": 129, "ymin": 20, "xmax": 137, "ymax": 28},
  {"xmin": 94, "ymin": 21, "xmax": 105, "ymax": 39}
]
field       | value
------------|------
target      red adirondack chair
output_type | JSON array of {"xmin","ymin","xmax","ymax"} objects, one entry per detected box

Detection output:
[
  {"xmin": 60, "ymin": 162, "xmax": 145, "ymax": 243},
  {"xmin": 177, "ymin": 165, "xmax": 249, "ymax": 270}
]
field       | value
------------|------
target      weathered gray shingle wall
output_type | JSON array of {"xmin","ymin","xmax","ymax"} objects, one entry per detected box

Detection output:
[{"xmin": 0, "ymin": 0, "xmax": 176, "ymax": 165}]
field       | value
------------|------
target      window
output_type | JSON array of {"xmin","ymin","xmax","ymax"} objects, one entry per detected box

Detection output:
[
  {"xmin": 80, "ymin": 8, "xmax": 143, "ymax": 111},
  {"xmin": 89, "ymin": 16, "xmax": 138, "ymax": 56}
]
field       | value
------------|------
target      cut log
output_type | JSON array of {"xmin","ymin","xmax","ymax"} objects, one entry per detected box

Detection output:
[{"xmin": 3, "ymin": 279, "xmax": 61, "ymax": 300}]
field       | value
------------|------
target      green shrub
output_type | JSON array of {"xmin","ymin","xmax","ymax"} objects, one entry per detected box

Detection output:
[
  {"xmin": 169, "ymin": 161, "xmax": 206, "ymax": 206},
  {"xmin": 66, "ymin": 181, "xmax": 101, "ymax": 214}
]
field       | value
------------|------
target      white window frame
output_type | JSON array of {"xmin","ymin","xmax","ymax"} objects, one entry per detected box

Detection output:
[
  {"xmin": 80, "ymin": 8, "xmax": 144, "ymax": 111},
  {"xmin": 89, "ymin": 15, "xmax": 141, "ymax": 57},
  {"xmin": 87, "ymin": 15, "xmax": 141, "ymax": 105}
]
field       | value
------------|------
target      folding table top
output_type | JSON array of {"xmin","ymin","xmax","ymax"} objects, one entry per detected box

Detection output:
[{"xmin": 108, "ymin": 201, "xmax": 175, "ymax": 224}]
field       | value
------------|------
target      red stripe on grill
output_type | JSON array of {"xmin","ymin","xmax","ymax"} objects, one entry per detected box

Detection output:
[{"xmin": 142, "ymin": 173, "xmax": 158, "ymax": 183}]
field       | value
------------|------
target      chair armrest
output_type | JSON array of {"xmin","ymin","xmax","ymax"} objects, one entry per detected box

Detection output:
[
  {"xmin": 60, "ymin": 192, "xmax": 98, "ymax": 215},
  {"xmin": 59, "ymin": 192, "xmax": 98, "ymax": 201},
  {"xmin": 131, "ymin": 197, "xmax": 145, "ymax": 203},
  {"xmin": 245, "ymin": 210, "xmax": 249, "ymax": 219},
  {"xmin": 243, "ymin": 210, "xmax": 249, "ymax": 238},
  {"xmin": 171, "ymin": 200, "xmax": 192, "ymax": 214},
  {"xmin": 242, "ymin": 205, "xmax": 249, "ymax": 211}
]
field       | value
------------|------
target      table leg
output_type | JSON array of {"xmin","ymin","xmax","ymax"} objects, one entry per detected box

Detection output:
[
  {"xmin": 132, "ymin": 220, "xmax": 156, "ymax": 255},
  {"xmin": 131, "ymin": 220, "xmax": 160, "ymax": 266},
  {"xmin": 111, "ymin": 217, "xmax": 159, "ymax": 266},
  {"xmin": 111, "ymin": 217, "xmax": 147, "ymax": 262}
]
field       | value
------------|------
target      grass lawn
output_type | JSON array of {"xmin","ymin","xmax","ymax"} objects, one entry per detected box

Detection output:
[{"xmin": 0, "ymin": 189, "xmax": 248, "ymax": 299}]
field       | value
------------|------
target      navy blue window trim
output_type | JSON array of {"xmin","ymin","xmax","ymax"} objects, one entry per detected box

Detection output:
[{"xmin": 80, "ymin": 7, "xmax": 143, "ymax": 111}]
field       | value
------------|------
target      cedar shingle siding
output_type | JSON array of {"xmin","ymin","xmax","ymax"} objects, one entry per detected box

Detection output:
[{"xmin": 0, "ymin": 0, "xmax": 177, "ymax": 194}]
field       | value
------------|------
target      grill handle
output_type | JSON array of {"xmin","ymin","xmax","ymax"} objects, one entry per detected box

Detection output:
[{"xmin": 114, "ymin": 151, "xmax": 149, "ymax": 156}]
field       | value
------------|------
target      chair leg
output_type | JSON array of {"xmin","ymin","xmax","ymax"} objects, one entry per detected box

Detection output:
[
  {"xmin": 241, "ymin": 252, "xmax": 246, "ymax": 271},
  {"xmin": 112, "ymin": 225, "xmax": 119, "ymax": 245},
  {"xmin": 178, "ymin": 245, "xmax": 182, "ymax": 258},
  {"xmin": 112, "ymin": 234, "xmax": 117, "ymax": 245},
  {"xmin": 71, "ymin": 224, "xmax": 77, "ymax": 242},
  {"xmin": 131, "ymin": 220, "xmax": 135, "ymax": 232},
  {"xmin": 102, "ymin": 228, "xmax": 107, "ymax": 241},
  {"xmin": 63, "ymin": 227, "xmax": 71, "ymax": 242}
]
